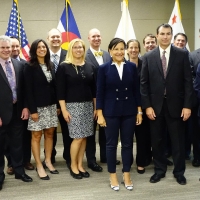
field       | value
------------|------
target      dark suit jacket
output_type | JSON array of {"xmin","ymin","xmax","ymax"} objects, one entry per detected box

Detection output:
[
  {"xmin": 141, "ymin": 45, "xmax": 193, "ymax": 118},
  {"xmin": 24, "ymin": 63, "xmax": 57, "ymax": 114},
  {"xmin": 96, "ymin": 60, "xmax": 141, "ymax": 116},
  {"xmin": 85, "ymin": 49, "xmax": 110, "ymax": 78},
  {"xmin": 189, "ymin": 48, "xmax": 200, "ymax": 75},
  {"xmin": 59, "ymin": 49, "xmax": 67, "ymax": 64},
  {"xmin": 0, "ymin": 58, "xmax": 25, "ymax": 125}
]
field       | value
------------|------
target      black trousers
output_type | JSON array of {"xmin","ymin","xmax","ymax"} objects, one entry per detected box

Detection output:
[
  {"xmin": 0, "ymin": 104, "xmax": 25, "ymax": 182},
  {"xmin": 5, "ymin": 120, "xmax": 31, "ymax": 167},
  {"xmin": 58, "ymin": 113, "xmax": 72, "ymax": 163},
  {"xmin": 134, "ymin": 112, "xmax": 152, "ymax": 167},
  {"xmin": 150, "ymin": 99, "xmax": 185, "ymax": 176},
  {"xmin": 86, "ymin": 120, "xmax": 106, "ymax": 165},
  {"xmin": 191, "ymin": 106, "xmax": 200, "ymax": 160}
]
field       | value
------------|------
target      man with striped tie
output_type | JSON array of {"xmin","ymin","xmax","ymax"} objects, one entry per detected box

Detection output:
[
  {"xmin": 0, "ymin": 35, "xmax": 32, "ymax": 191},
  {"xmin": 47, "ymin": 28, "xmax": 72, "ymax": 168}
]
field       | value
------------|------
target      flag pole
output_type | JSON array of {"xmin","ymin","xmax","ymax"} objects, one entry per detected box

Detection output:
[
  {"xmin": 176, "ymin": 0, "xmax": 182, "ymax": 20},
  {"xmin": 15, "ymin": 0, "xmax": 21, "ymax": 40}
]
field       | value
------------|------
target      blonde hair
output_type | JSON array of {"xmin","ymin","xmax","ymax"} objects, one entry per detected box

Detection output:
[{"xmin": 65, "ymin": 38, "xmax": 86, "ymax": 64}]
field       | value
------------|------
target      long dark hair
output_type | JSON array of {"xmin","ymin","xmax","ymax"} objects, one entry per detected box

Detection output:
[{"xmin": 29, "ymin": 39, "xmax": 52, "ymax": 70}]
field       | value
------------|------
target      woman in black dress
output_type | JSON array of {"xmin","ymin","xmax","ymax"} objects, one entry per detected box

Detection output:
[{"xmin": 56, "ymin": 38, "xmax": 96, "ymax": 179}]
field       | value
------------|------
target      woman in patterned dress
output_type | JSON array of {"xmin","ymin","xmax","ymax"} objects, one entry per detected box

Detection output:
[
  {"xmin": 56, "ymin": 38, "xmax": 96, "ymax": 179},
  {"xmin": 24, "ymin": 39, "xmax": 58, "ymax": 180}
]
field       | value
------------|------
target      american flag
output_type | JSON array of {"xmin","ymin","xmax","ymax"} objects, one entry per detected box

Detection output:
[{"xmin": 5, "ymin": 0, "xmax": 30, "ymax": 61}]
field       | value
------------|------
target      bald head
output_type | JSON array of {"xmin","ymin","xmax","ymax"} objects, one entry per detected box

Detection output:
[
  {"xmin": 88, "ymin": 28, "xmax": 101, "ymax": 51},
  {"xmin": 47, "ymin": 28, "xmax": 62, "ymax": 52}
]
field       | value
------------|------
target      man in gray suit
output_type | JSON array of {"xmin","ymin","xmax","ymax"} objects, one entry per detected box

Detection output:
[{"xmin": 85, "ymin": 28, "xmax": 120, "ymax": 172}]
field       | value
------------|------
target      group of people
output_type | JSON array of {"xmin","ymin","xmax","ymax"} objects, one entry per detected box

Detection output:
[{"xmin": 0, "ymin": 22, "xmax": 200, "ymax": 192}]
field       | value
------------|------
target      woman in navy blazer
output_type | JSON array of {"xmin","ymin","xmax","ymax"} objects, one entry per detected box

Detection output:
[
  {"xmin": 96, "ymin": 38, "xmax": 142, "ymax": 191},
  {"xmin": 24, "ymin": 39, "xmax": 58, "ymax": 180}
]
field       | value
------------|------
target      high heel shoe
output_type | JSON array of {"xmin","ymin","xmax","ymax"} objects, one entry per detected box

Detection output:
[
  {"xmin": 35, "ymin": 168, "xmax": 50, "ymax": 180},
  {"xmin": 122, "ymin": 174, "xmax": 133, "ymax": 191},
  {"xmin": 42, "ymin": 161, "xmax": 59, "ymax": 174},
  {"xmin": 110, "ymin": 179, "xmax": 119, "ymax": 191}
]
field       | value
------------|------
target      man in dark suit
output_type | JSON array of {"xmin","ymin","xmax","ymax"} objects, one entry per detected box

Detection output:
[
  {"xmin": 141, "ymin": 24, "xmax": 193, "ymax": 185},
  {"xmin": 47, "ymin": 28, "xmax": 72, "ymax": 167},
  {"xmin": 189, "ymin": 47, "xmax": 200, "ymax": 167},
  {"xmin": 5, "ymin": 37, "xmax": 34, "ymax": 176},
  {"xmin": 0, "ymin": 35, "xmax": 33, "ymax": 191},
  {"xmin": 85, "ymin": 28, "xmax": 119, "ymax": 172}
]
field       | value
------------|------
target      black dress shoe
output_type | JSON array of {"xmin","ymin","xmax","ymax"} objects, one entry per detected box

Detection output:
[
  {"xmin": 150, "ymin": 173, "xmax": 165, "ymax": 183},
  {"xmin": 167, "ymin": 159, "xmax": 173, "ymax": 166},
  {"xmin": 116, "ymin": 160, "xmax": 120, "ymax": 165},
  {"xmin": 192, "ymin": 159, "xmax": 200, "ymax": 167},
  {"xmin": 174, "ymin": 175, "xmax": 186, "ymax": 185},
  {"xmin": 88, "ymin": 163, "xmax": 103, "ymax": 172},
  {"xmin": 137, "ymin": 167, "xmax": 145, "ymax": 174},
  {"xmin": 42, "ymin": 161, "xmax": 59, "ymax": 174},
  {"xmin": 70, "ymin": 168, "xmax": 82, "ymax": 179},
  {"xmin": 79, "ymin": 171, "xmax": 90, "ymax": 178},
  {"xmin": 36, "ymin": 168, "xmax": 50, "ymax": 180},
  {"xmin": 15, "ymin": 173, "xmax": 33, "ymax": 182}
]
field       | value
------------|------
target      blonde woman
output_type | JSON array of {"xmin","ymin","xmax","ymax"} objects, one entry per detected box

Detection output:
[{"xmin": 56, "ymin": 39, "xmax": 96, "ymax": 179}]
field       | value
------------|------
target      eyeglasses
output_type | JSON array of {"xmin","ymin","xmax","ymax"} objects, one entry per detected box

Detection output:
[{"xmin": 72, "ymin": 46, "xmax": 83, "ymax": 50}]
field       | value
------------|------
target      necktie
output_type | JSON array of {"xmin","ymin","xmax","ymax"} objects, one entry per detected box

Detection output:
[
  {"xmin": 52, "ymin": 54, "xmax": 58, "ymax": 72},
  {"xmin": 161, "ymin": 51, "xmax": 167, "ymax": 78},
  {"xmin": 94, "ymin": 51, "xmax": 103, "ymax": 57},
  {"xmin": 5, "ymin": 61, "xmax": 17, "ymax": 102}
]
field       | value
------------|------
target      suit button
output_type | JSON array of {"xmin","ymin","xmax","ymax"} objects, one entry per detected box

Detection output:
[
  {"xmin": 126, "ymin": 97, "xmax": 128, "ymax": 99},
  {"xmin": 116, "ymin": 98, "xmax": 119, "ymax": 100},
  {"xmin": 125, "ymin": 88, "xmax": 128, "ymax": 90},
  {"xmin": 116, "ymin": 89, "xmax": 118, "ymax": 91}
]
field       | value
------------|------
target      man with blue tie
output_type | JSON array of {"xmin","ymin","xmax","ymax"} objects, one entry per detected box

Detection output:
[
  {"xmin": 47, "ymin": 28, "xmax": 72, "ymax": 168},
  {"xmin": 0, "ymin": 35, "xmax": 32, "ymax": 191},
  {"xmin": 85, "ymin": 28, "xmax": 120, "ymax": 172}
]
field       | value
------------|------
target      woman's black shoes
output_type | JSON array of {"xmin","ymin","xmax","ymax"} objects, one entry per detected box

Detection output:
[
  {"xmin": 79, "ymin": 171, "xmax": 90, "ymax": 178},
  {"xmin": 36, "ymin": 168, "xmax": 50, "ymax": 180},
  {"xmin": 42, "ymin": 161, "xmax": 59, "ymax": 174},
  {"xmin": 70, "ymin": 168, "xmax": 82, "ymax": 179},
  {"xmin": 137, "ymin": 167, "xmax": 145, "ymax": 174}
]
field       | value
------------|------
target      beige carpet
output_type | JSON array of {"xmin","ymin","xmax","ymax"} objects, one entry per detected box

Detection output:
[{"xmin": 1, "ymin": 134, "xmax": 200, "ymax": 200}]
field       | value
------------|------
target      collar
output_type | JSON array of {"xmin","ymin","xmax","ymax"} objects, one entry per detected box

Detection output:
[
  {"xmin": 0, "ymin": 57, "xmax": 12, "ymax": 67},
  {"xmin": 50, "ymin": 48, "xmax": 61, "ymax": 57},
  {"xmin": 90, "ymin": 47, "xmax": 101, "ymax": 55},
  {"xmin": 111, "ymin": 61, "xmax": 126, "ymax": 66},
  {"xmin": 159, "ymin": 44, "xmax": 171, "ymax": 55}
]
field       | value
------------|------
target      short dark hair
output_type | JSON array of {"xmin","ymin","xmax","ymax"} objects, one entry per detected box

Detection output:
[
  {"xmin": 143, "ymin": 34, "xmax": 157, "ymax": 45},
  {"xmin": 127, "ymin": 39, "xmax": 141, "ymax": 53},
  {"xmin": 29, "ymin": 39, "xmax": 52, "ymax": 70},
  {"xmin": 108, "ymin": 38, "xmax": 126, "ymax": 52},
  {"xmin": 174, "ymin": 32, "xmax": 188, "ymax": 43},
  {"xmin": 156, "ymin": 23, "xmax": 173, "ymax": 35}
]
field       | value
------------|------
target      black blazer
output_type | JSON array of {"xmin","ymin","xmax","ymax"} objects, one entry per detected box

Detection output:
[
  {"xmin": 59, "ymin": 49, "xmax": 67, "ymax": 64},
  {"xmin": 24, "ymin": 63, "xmax": 57, "ymax": 114},
  {"xmin": 141, "ymin": 45, "xmax": 193, "ymax": 118},
  {"xmin": 0, "ymin": 58, "xmax": 25, "ymax": 125}
]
